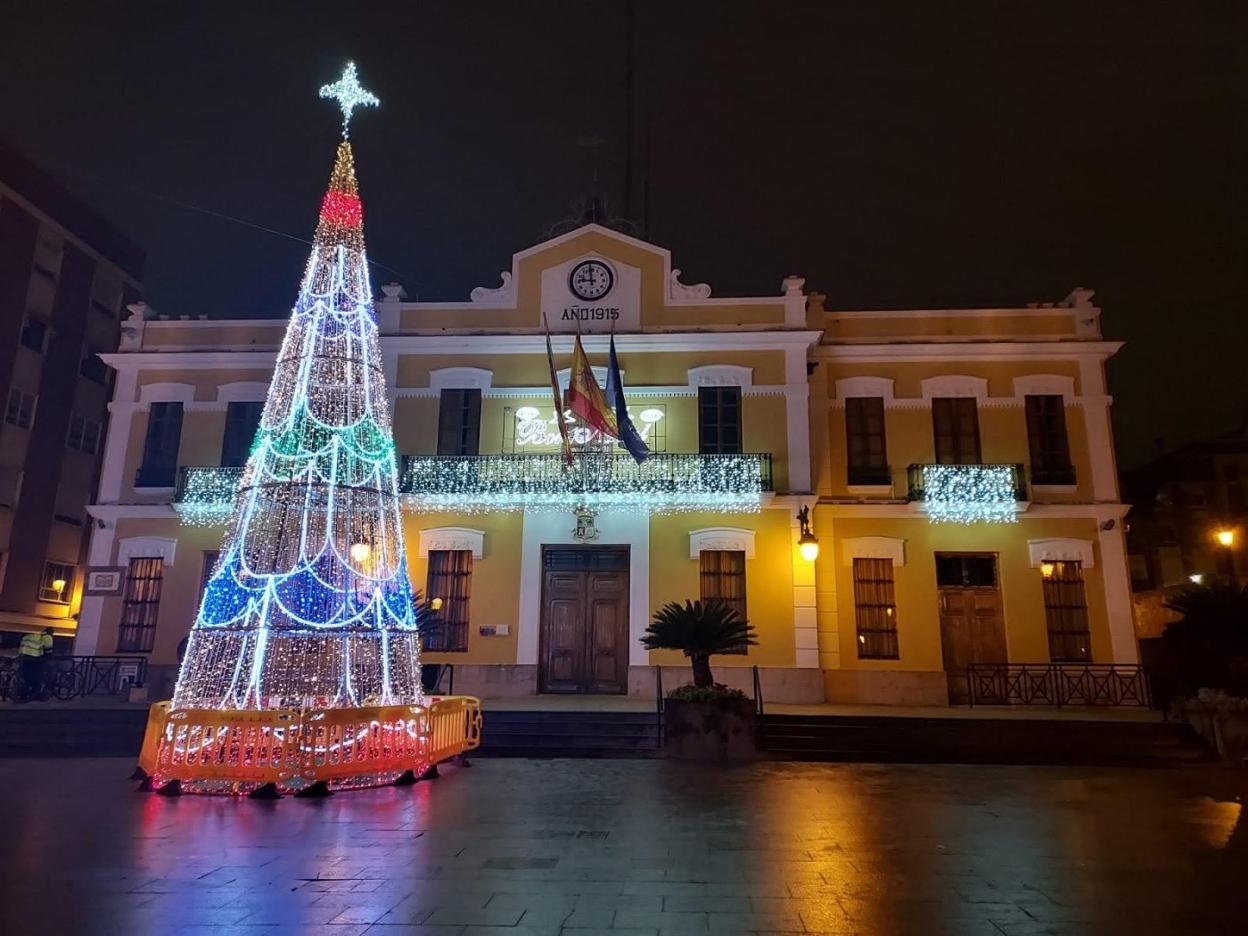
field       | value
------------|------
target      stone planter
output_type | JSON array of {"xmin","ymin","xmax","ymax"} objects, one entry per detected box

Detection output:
[{"xmin": 662, "ymin": 698, "xmax": 758, "ymax": 761}]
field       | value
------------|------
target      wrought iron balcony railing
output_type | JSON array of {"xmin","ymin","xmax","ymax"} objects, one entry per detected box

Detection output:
[
  {"xmin": 967, "ymin": 663, "xmax": 1151, "ymax": 708},
  {"xmin": 174, "ymin": 453, "xmax": 775, "ymax": 519},
  {"xmin": 906, "ymin": 463, "xmax": 1027, "ymax": 523},
  {"xmin": 401, "ymin": 452, "xmax": 774, "ymax": 512}
]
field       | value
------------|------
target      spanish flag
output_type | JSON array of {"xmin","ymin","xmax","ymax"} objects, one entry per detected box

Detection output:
[
  {"xmin": 543, "ymin": 314, "xmax": 574, "ymax": 466},
  {"xmin": 565, "ymin": 335, "xmax": 619, "ymax": 440}
]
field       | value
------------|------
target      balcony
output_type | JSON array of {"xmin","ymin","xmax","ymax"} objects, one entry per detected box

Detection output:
[
  {"xmin": 401, "ymin": 452, "xmax": 774, "ymax": 512},
  {"xmin": 906, "ymin": 463, "xmax": 1026, "ymax": 524},
  {"xmin": 173, "ymin": 453, "xmax": 775, "ymax": 521},
  {"xmin": 174, "ymin": 466, "xmax": 244, "ymax": 522}
]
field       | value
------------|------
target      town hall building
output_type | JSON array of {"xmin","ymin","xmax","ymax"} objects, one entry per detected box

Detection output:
[{"xmin": 70, "ymin": 224, "xmax": 1137, "ymax": 704}]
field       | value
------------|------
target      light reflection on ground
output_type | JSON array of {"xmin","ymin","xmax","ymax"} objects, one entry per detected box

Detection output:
[{"xmin": 0, "ymin": 757, "xmax": 1245, "ymax": 935}]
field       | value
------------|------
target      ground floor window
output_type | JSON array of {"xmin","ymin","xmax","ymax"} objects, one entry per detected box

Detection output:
[
  {"xmin": 117, "ymin": 557, "xmax": 163, "ymax": 652},
  {"xmin": 425, "ymin": 550, "xmax": 471, "ymax": 651},
  {"xmin": 699, "ymin": 549, "xmax": 746, "ymax": 618},
  {"xmin": 1042, "ymin": 560, "xmax": 1092, "ymax": 661},
  {"xmin": 853, "ymin": 557, "xmax": 899, "ymax": 659},
  {"xmin": 700, "ymin": 549, "xmax": 747, "ymax": 653}
]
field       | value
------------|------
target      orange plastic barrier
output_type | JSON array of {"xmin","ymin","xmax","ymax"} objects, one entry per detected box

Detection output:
[
  {"xmin": 426, "ymin": 695, "xmax": 484, "ymax": 765},
  {"xmin": 137, "ymin": 696, "xmax": 482, "ymax": 794}
]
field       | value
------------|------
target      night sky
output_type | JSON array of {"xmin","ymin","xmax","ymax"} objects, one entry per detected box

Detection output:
[{"xmin": 1, "ymin": 2, "xmax": 1243, "ymax": 467}]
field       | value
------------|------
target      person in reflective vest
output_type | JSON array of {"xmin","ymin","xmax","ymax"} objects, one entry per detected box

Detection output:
[{"xmin": 18, "ymin": 628, "xmax": 54, "ymax": 700}]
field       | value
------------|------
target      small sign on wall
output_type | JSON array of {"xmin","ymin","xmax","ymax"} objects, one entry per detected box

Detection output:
[{"xmin": 84, "ymin": 567, "xmax": 126, "ymax": 596}]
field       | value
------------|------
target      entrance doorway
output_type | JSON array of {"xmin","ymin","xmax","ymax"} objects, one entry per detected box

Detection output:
[
  {"xmin": 539, "ymin": 546, "xmax": 630, "ymax": 694},
  {"xmin": 935, "ymin": 553, "xmax": 1007, "ymax": 703}
]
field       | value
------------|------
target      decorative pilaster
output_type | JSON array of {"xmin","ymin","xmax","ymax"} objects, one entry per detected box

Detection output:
[
  {"xmin": 1097, "ymin": 519, "xmax": 1140, "ymax": 663},
  {"xmin": 789, "ymin": 499, "xmax": 819, "ymax": 668}
]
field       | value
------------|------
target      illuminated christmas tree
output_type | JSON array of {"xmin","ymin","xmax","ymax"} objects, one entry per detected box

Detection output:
[{"xmin": 173, "ymin": 64, "xmax": 422, "ymax": 710}]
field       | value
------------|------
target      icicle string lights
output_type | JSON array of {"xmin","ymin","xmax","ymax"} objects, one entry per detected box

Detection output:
[
  {"xmin": 921, "ymin": 464, "xmax": 1020, "ymax": 524},
  {"xmin": 173, "ymin": 71, "xmax": 423, "ymax": 712},
  {"xmin": 402, "ymin": 452, "xmax": 769, "ymax": 513},
  {"xmin": 175, "ymin": 452, "xmax": 771, "ymax": 522}
]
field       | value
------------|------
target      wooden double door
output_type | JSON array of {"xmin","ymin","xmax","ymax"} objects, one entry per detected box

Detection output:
[
  {"xmin": 936, "ymin": 553, "xmax": 1007, "ymax": 704},
  {"xmin": 539, "ymin": 546, "xmax": 630, "ymax": 694}
]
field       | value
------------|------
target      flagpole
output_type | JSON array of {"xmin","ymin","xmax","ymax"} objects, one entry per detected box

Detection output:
[{"xmin": 542, "ymin": 311, "xmax": 575, "ymax": 468}]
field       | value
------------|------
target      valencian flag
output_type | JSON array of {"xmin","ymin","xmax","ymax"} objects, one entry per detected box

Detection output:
[
  {"xmin": 606, "ymin": 335, "xmax": 650, "ymax": 463},
  {"xmin": 566, "ymin": 334, "xmax": 620, "ymax": 440},
  {"xmin": 543, "ymin": 314, "xmax": 574, "ymax": 465}
]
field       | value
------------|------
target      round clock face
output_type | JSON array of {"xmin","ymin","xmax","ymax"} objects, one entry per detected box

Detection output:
[{"xmin": 568, "ymin": 259, "xmax": 614, "ymax": 301}]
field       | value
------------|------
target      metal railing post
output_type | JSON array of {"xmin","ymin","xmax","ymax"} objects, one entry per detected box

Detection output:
[
  {"xmin": 654, "ymin": 666, "xmax": 664, "ymax": 749},
  {"xmin": 752, "ymin": 665, "xmax": 766, "ymax": 749}
]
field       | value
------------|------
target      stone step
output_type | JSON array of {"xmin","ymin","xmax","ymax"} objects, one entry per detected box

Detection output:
[
  {"xmin": 476, "ymin": 710, "xmax": 661, "ymax": 758},
  {"xmin": 760, "ymin": 713, "xmax": 1213, "ymax": 766},
  {"xmin": 0, "ymin": 708, "xmax": 149, "ymax": 758}
]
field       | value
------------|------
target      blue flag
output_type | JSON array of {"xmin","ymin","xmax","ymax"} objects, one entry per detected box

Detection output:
[{"xmin": 606, "ymin": 336, "xmax": 650, "ymax": 464}]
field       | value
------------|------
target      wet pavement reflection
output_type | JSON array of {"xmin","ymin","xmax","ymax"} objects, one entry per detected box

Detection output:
[{"xmin": 1, "ymin": 757, "xmax": 1246, "ymax": 935}]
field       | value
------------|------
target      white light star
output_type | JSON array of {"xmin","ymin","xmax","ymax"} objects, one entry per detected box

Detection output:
[{"xmin": 319, "ymin": 62, "xmax": 379, "ymax": 137}]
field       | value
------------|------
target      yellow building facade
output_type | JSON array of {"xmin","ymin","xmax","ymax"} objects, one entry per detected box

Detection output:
[{"xmin": 74, "ymin": 225, "xmax": 1136, "ymax": 705}]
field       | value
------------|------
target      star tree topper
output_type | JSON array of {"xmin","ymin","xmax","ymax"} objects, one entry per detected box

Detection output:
[{"xmin": 319, "ymin": 62, "xmax": 379, "ymax": 137}]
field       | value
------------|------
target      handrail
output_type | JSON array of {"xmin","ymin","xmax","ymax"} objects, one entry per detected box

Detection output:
[
  {"xmin": 752, "ymin": 664, "xmax": 766, "ymax": 749},
  {"xmin": 654, "ymin": 666, "xmax": 664, "ymax": 749},
  {"xmin": 967, "ymin": 663, "xmax": 1151, "ymax": 708},
  {"xmin": 420, "ymin": 662, "xmax": 455, "ymax": 697}
]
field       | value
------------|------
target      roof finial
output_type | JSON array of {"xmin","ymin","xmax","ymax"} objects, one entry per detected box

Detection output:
[{"xmin": 319, "ymin": 62, "xmax": 379, "ymax": 138}]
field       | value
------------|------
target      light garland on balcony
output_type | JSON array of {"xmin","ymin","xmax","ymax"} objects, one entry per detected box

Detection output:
[
  {"xmin": 176, "ymin": 468, "xmax": 243, "ymax": 525},
  {"xmin": 173, "ymin": 69, "xmax": 423, "ymax": 712},
  {"xmin": 401, "ymin": 452, "xmax": 768, "ymax": 514},
  {"xmin": 922, "ymin": 464, "xmax": 1019, "ymax": 524}
]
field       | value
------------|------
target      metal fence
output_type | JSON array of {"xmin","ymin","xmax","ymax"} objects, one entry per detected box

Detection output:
[
  {"xmin": 0, "ymin": 655, "xmax": 149, "ymax": 702},
  {"xmin": 967, "ymin": 663, "xmax": 1152, "ymax": 708}
]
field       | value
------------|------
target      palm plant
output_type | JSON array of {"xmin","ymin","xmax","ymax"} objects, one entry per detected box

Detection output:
[{"xmin": 641, "ymin": 599, "xmax": 757, "ymax": 688}]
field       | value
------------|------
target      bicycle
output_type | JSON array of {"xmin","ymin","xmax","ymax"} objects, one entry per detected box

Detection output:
[{"xmin": 0, "ymin": 656, "xmax": 77, "ymax": 702}]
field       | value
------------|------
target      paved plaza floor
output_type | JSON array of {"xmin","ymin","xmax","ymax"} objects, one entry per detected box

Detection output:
[{"xmin": 1, "ymin": 758, "xmax": 1246, "ymax": 935}]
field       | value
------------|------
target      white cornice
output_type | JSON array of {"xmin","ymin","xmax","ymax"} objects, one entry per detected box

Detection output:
[
  {"xmin": 86, "ymin": 504, "xmax": 178, "ymax": 521},
  {"xmin": 827, "ymin": 306, "xmax": 1076, "ymax": 319},
  {"xmin": 103, "ymin": 330, "xmax": 823, "ymax": 370},
  {"xmin": 813, "ymin": 340, "xmax": 1124, "ymax": 361},
  {"xmin": 817, "ymin": 500, "xmax": 1130, "ymax": 521},
  {"xmin": 381, "ymin": 332, "xmax": 824, "ymax": 354},
  {"xmin": 396, "ymin": 383, "xmax": 793, "ymax": 399},
  {"xmin": 142, "ymin": 318, "xmax": 284, "ymax": 329},
  {"xmin": 100, "ymin": 350, "xmax": 276, "ymax": 370}
]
